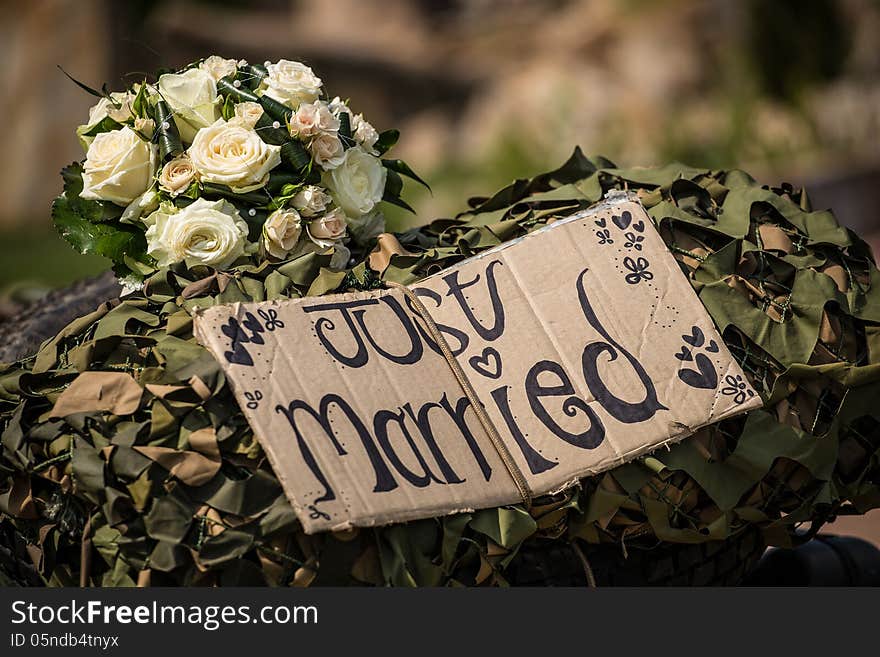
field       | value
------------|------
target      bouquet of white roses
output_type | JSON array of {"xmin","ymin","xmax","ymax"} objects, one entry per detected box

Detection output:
[{"xmin": 54, "ymin": 56, "xmax": 426, "ymax": 287}]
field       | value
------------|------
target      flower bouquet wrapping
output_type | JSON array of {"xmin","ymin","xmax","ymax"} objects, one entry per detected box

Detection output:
[{"xmin": 0, "ymin": 55, "xmax": 879, "ymax": 587}]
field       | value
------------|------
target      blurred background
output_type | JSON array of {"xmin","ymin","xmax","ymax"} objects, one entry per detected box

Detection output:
[
  {"xmin": 0, "ymin": 0, "xmax": 878, "ymax": 546},
  {"xmin": 2, "ymin": 0, "xmax": 880, "ymax": 291}
]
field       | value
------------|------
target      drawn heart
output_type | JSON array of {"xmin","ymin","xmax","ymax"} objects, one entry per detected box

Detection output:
[
  {"xmin": 594, "ymin": 217, "xmax": 607, "ymax": 228},
  {"xmin": 681, "ymin": 325, "xmax": 705, "ymax": 347},
  {"xmin": 674, "ymin": 346, "xmax": 693, "ymax": 361},
  {"xmin": 468, "ymin": 347, "xmax": 502, "ymax": 379},
  {"xmin": 632, "ymin": 220, "xmax": 645, "ymax": 233},
  {"xmin": 612, "ymin": 211, "xmax": 632, "ymax": 230},
  {"xmin": 706, "ymin": 339, "xmax": 719, "ymax": 353},
  {"xmin": 677, "ymin": 353, "xmax": 718, "ymax": 389}
]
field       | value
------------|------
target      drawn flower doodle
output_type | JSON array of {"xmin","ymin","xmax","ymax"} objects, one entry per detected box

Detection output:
[
  {"xmin": 623, "ymin": 256, "xmax": 653, "ymax": 284},
  {"xmin": 624, "ymin": 231, "xmax": 644, "ymax": 250},
  {"xmin": 721, "ymin": 374, "xmax": 755, "ymax": 405},
  {"xmin": 596, "ymin": 228, "xmax": 613, "ymax": 245}
]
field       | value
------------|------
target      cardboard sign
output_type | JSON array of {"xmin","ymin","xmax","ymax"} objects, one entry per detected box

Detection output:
[{"xmin": 194, "ymin": 196, "xmax": 761, "ymax": 533}]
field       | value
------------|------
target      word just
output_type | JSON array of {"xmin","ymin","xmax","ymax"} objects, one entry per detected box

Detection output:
[{"xmin": 274, "ymin": 261, "xmax": 668, "ymax": 506}]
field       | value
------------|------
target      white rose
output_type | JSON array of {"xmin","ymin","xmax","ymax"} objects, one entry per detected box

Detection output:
[
  {"xmin": 291, "ymin": 185, "xmax": 331, "ymax": 217},
  {"xmin": 199, "ymin": 55, "xmax": 237, "ymax": 81},
  {"xmin": 231, "ymin": 101, "xmax": 264, "ymax": 129},
  {"xmin": 145, "ymin": 197, "xmax": 248, "ymax": 269},
  {"xmin": 322, "ymin": 147, "xmax": 387, "ymax": 217},
  {"xmin": 80, "ymin": 127, "xmax": 157, "ymax": 205},
  {"xmin": 262, "ymin": 208, "xmax": 303, "ymax": 259},
  {"xmin": 134, "ymin": 117, "xmax": 155, "ymax": 139},
  {"xmin": 352, "ymin": 113, "xmax": 379, "ymax": 154},
  {"xmin": 187, "ymin": 119, "xmax": 281, "ymax": 192},
  {"xmin": 307, "ymin": 207, "xmax": 348, "ymax": 247},
  {"xmin": 86, "ymin": 91, "xmax": 135, "ymax": 127},
  {"xmin": 158, "ymin": 155, "xmax": 198, "ymax": 196},
  {"xmin": 327, "ymin": 96, "xmax": 352, "ymax": 118},
  {"xmin": 309, "ymin": 132, "xmax": 345, "ymax": 170},
  {"xmin": 259, "ymin": 59, "xmax": 322, "ymax": 108},
  {"xmin": 288, "ymin": 100, "xmax": 339, "ymax": 139},
  {"xmin": 157, "ymin": 68, "xmax": 221, "ymax": 142}
]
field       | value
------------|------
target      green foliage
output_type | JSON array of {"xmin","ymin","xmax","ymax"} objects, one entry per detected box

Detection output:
[
  {"xmin": 254, "ymin": 113, "xmax": 288, "ymax": 145},
  {"xmin": 51, "ymin": 163, "xmax": 150, "ymax": 278},
  {"xmin": 383, "ymin": 158, "xmax": 431, "ymax": 192},
  {"xmin": 338, "ymin": 112, "xmax": 354, "ymax": 148},
  {"xmin": 220, "ymin": 94, "xmax": 237, "ymax": 121},
  {"xmin": 80, "ymin": 116, "xmax": 123, "ymax": 138},
  {"xmin": 153, "ymin": 101, "xmax": 183, "ymax": 160},
  {"xmin": 57, "ymin": 66, "xmax": 111, "ymax": 99},
  {"xmin": 131, "ymin": 82, "xmax": 150, "ymax": 118},
  {"xmin": 280, "ymin": 140, "xmax": 311, "ymax": 170},
  {"xmin": 375, "ymin": 129, "xmax": 399, "ymax": 156}
]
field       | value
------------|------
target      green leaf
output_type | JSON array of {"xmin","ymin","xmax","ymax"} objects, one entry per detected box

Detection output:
[
  {"xmin": 218, "ymin": 77, "xmax": 259, "ymax": 103},
  {"xmin": 375, "ymin": 129, "xmax": 399, "ymax": 155},
  {"xmin": 266, "ymin": 180, "xmax": 305, "ymax": 211},
  {"xmin": 58, "ymin": 66, "xmax": 109, "ymax": 99},
  {"xmin": 53, "ymin": 196, "xmax": 148, "ymax": 264},
  {"xmin": 267, "ymin": 171, "xmax": 302, "ymax": 192},
  {"xmin": 155, "ymin": 101, "xmax": 183, "ymax": 160},
  {"xmin": 280, "ymin": 140, "xmax": 311, "ymax": 170},
  {"xmin": 182, "ymin": 180, "xmax": 200, "ymax": 200},
  {"xmin": 258, "ymin": 95, "xmax": 292, "ymax": 124},
  {"xmin": 384, "ymin": 169, "xmax": 403, "ymax": 198},
  {"xmin": 53, "ymin": 162, "xmax": 141, "ymax": 265},
  {"xmin": 254, "ymin": 113, "xmax": 289, "ymax": 145},
  {"xmin": 338, "ymin": 113, "xmax": 355, "ymax": 149},
  {"xmin": 131, "ymin": 82, "xmax": 150, "ymax": 118},
  {"xmin": 382, "ymin": 158, "xmax": 431, "ymax": 192},
  {"xmin": 201, "ymin": 183, "xmax": 270, "ymax": 207},
  {"xmin": 221, "ymin": 95, "xmax": 237, "ymax": 121},
  {"xmin": 302, "ymin": 165, "xmax": 321, "ymax": 185},
  {"xmin": 240, "ymin": 64, "xmax": 267, "ymax": 90},
  {"xmin": 59, "ymin": 162, "xmax": 103, "ymax": 223},
  {"xmin": 80, "ymin": 116, "xmax": 123, "ymax": 138},
  {"xmin": 382, "ymin": 191, "xmax": 415, "ymax": 214}
]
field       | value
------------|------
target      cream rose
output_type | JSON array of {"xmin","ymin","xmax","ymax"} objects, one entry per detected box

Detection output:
[
  {"xmin": 309, "ymin": 132, "xmax": 345, "ymax": 170},
  {"xmin": 291, "ymin": 185, "xmax": 331, "ymax": 217},
  {"xmin": 145, "ymin": 198, "xmax": 248, "ymax": 269},
  {"xmin": 262, "ymin": 208, "xmax": 303, "ymax": 259},
  {"xmin": 157, "ymin": 68, "xmax": 221, "ymax": 142},
  {"xmin": 288, "ymin": 101, "xmax": 339, "ymax": 138},
  {"xmin": 307, "ymin": 207, "xmax": 348, "ymax": 247},
  {"xmin": 80, "ymin": 127, "xmax": 157, "ymax": 205},
  {"xmin": 86, "ymin": 91, "xmax": 136, "ymax": 127},
  {"xmin": 133, "ymin": 117, "xmax": 155, "ymax": 139},
  {"xmin": 232, "ymin": 101, "xmax": 264, "ymax": 129},
  {"xmin": 187, "ymin": 119, "xmax": 281, "ymax": 192},
  {"xmin": 322, "ymin": 147, "xmax": 386, "ymax": 216},
  {"xmin": 199, "ymin": 55, "xmax": 237, "ymax": 81},
  {"xmin": 327, "ymin": 96, "xmax": 351, "ymax": 118},
  {"xmin": 352, "ymin": 113, "xmax": 379, "ymax": 154},
  {"xmin": 259, "ymin": 59, "xmax": 322, "ymax": 108},
  {"xmin": 158, "ymin": 155, "xmax": 197, "ymax": 196}
]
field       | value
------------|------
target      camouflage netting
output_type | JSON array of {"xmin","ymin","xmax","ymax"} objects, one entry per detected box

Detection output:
[{"xmin": 1, "ymin": 149, "xmax": 879, "ymax": 586}]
